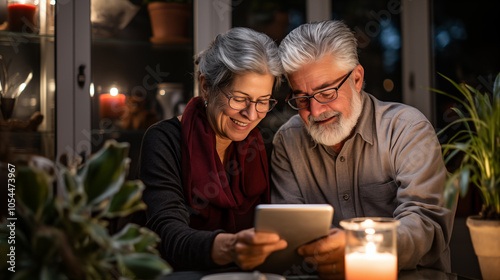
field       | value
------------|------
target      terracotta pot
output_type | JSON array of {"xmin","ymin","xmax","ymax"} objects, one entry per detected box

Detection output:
[
  {"xmin": 466, "ymin": 216, "xmax": 500, "ymax": 280},
  {"xmin": 147, "ymin": 2, "xmax": 191, "ymax": 43}
]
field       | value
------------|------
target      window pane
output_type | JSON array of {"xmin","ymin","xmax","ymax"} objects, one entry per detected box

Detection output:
[
  {"xmin": 231, "ymin": 0, "xmax": 307, "ymax": 147},
  {"xmin": 231, "ymin": 0, "xmax": 306, "ymax": 43},
  {"xmin": 433, "ymin": 0, "xmax": 500, "ymax": 134},
  {"xmin": 331, "ymin": 0, "xmax": 402, "ymax": 103}
]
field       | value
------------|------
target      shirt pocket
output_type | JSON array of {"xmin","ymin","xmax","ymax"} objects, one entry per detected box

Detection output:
[{"xmin": 358, "ymin": 180, "xmax": 398, "ymax": 217}]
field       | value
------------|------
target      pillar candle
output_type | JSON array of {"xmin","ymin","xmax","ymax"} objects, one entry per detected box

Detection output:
[
  {"xmin": 7, "ymin": 1, "xmax": 37, "ymax": 33},
  {"xmin": 345, "ymin": 249, "xmax": 397, "ymax": 280},
  {"xmin": 99, "ymin": 91, "xmax": 126, "ymax": 120}
]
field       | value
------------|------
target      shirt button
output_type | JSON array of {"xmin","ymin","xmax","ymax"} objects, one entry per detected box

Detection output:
[
  {"xmin": 343, "ymin": 194, "xmax": 350, "ymax": 200},
  {"xmin": 340, "ymin": 156, "xmax": 345, "ymax": 162}
]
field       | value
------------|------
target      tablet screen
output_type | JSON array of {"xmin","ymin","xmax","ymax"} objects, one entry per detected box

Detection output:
[{"xmin": 254, "ymin": 204, "xmax": 334, "ymax": 276}]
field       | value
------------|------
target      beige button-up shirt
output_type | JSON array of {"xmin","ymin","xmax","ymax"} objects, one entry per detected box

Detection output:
[{"xmin": 271, "ymin": 91, "xmax": 454, "ymax": 272}]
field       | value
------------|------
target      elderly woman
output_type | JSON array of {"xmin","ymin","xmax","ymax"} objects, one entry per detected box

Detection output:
[{"xmin": 139, "ymin": 27, "xmax": 287, "ymax": 271}]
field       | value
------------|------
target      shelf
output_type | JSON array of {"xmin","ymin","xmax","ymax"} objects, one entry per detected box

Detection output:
[
  {"xmin": 92, "ymin": 36, "xmax": 193, "ymax": 51},
  {"xmin": 0, "ymin": 30, "xmax": 54, "ymax": 45},
  {"xmin": 0, "ymin": 130, "xmax": 55, "ymax": 160},
  {"xmin": 0, "ymin": 30, "xmax": 192, "ymax": 51}
]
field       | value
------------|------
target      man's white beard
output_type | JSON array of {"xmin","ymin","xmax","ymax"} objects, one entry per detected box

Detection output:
[{"xmin": 306, "ymin": 87, "xmax": 363, "ymax": 146}]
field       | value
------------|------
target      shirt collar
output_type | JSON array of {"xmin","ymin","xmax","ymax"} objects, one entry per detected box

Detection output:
[{"xmin": 353, "ymin": 91, "xmax": 375, "ymax": 146}]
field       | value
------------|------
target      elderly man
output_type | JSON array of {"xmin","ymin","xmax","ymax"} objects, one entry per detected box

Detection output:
[{"xmin": 271, "ymin": 20, "xmax": 454, "ymax": 279}]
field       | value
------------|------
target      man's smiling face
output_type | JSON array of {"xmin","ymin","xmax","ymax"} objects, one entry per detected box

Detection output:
[{"xmin": 288, "ymin": 55, "xmax": 364, "ymax": 146}]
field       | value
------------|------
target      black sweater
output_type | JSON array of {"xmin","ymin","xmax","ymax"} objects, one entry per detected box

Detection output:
[{"xmin": 139, "ymin": 118, "xmax": 224, "ymax": 270}]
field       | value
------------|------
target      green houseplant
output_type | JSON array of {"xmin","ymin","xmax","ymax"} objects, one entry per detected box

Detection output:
[
  {"xmin": 434, "ymin": 72, "xmax": 500, "ymax": 280},
  {"xmin": 0, "ymin": 140, "xmax": 171, "ymax": 279}
]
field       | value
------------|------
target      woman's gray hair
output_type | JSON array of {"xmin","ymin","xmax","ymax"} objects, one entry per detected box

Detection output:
[
  {"xmin": 279, "ymin": 20, "xmax": 359, "ymax": 75},
  {"xmin": 195, "ymin": 27, "xmax": 283, "ymax": 91}
]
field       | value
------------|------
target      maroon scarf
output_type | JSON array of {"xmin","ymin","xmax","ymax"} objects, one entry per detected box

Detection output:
[{"xmin": 181, "ymin": 96, "xmax": 269, "ymax": 233}]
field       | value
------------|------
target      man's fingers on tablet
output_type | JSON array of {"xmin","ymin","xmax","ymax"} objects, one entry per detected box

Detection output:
[
  {"xmin": 298, "ymin": 240, "xmax": 340, "ymax": 256},
  {"xmin": 303, "ymin": 251, "xmax": 336, "ymax": 265},
  {"xmin": 298, "ymin": 231, "xmax": 345, "ymax": 256}
]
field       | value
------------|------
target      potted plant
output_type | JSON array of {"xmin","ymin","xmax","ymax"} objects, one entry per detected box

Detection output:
[
  {"xmin": 143, "ymin": 0, "xmax": 192, "ymax": 44},
  {"xmin": 434, "ymin": 72, "xmax": 500, "ymax": 280},
  {"xmin": 0, "ymin": 140, "xmax": 171, "ymax": 279}
]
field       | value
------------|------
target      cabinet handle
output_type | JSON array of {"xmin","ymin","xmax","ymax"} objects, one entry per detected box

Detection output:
[{"xmin": 77, "ymin": 65, "xmax": 86, "ymax": 88}]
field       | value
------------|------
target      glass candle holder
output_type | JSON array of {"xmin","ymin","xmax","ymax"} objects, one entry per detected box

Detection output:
[{"xmin": 340, "ymin": 217, "xmax": 400, "ymax": 280}]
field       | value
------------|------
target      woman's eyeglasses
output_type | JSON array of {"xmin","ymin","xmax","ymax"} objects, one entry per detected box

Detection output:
[{"xmin": 219, "ymin": 89, "xmax": 278, "ymax": 113}]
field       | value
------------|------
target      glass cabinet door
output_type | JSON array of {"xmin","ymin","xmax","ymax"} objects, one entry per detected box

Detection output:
[
  {"xmin": 89, "ymin": 0, "xmax": 194, "ymax": 179},
  {"xmin": 0, "ymin": 0, "xmax": 56, "ymax": 161}
]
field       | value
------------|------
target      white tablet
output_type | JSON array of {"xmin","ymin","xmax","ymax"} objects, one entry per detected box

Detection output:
[{"xmin": 254, "ymin": 204, "xmax": 334, "ymax": 276}]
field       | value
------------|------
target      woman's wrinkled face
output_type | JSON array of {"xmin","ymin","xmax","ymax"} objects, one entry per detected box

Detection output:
[{"xmin": 208, "ymin": 72, "xmax": 275, "ymax": 143}]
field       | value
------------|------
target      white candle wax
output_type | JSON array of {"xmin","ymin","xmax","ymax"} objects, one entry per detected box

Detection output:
[{"xmin": 345, "ymin": 251, "xmax": 397, "ymax": 280}]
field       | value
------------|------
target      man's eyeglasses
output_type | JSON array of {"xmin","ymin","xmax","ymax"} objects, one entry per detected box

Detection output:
[
  {"xmin": 286, "ymin": 70, "xmax": 353, "ymax": 110},
  {"xmin": 219, "ymin": 88, "xmax": 278, "ymax": 113}
]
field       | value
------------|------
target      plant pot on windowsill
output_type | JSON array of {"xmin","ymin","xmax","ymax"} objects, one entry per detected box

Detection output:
[
  {"xmin": 144, "ymin": 0, "xmax": 192, "ymax": 44},
  {"xmin": 434, "ymin": 72, "xmax": 500, "ymax": 280}
]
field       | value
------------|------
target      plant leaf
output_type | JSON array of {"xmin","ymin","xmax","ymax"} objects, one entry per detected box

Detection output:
[
  {"xmin": 80, "ymin": 140, "xmax": 130, "ymax": 205},
  {"xmin": 494, "ymin": 72, "xmax": 500, "ymax": 100},
  {"xmin": 16, "ymin": 166, "xmax": 53, "ymax": 219},
  {"xmin": 435, "ymin": 72, "xmax": 500, "ymax": 216},
  {"xmin": 118, "ymin": 253, "xmax": 171, "ymax": 279},
  {"xmin": 107, "ymin": 180, "xmax": 147, "ymax": 218},
  {"xmin": 459, "ymin": 165, "xmax": 471, "ymax": 198},
  {"xmin": 443, "ymin": 172, "xmax": 460, "ymax": 210},
  {"xmin": 58, "ymin": 164, "xmax": 78, "ymax": 195},
  {"xmin": 133, "ymin": 227, "xmax": 161, "ymax": 254},
  {"xmin": 31, "ymin": 227, "xmax": 64, "ymax": 270},
  {"xmin": 113, "ymin": 224, "xmax": 160, "ymax": 254}
]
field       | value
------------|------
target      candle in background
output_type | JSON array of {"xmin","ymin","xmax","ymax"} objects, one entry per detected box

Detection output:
[
  {"xmin": 340, "ymin": 218, "xmax": 400, "ymax": 280},
  {"xmin": 7, "ymin": 0, "xmax": 38, "ymax": 33},
  {"xmin": 99, "ymin": 87, "xmax": 126, "ymax": 120}
]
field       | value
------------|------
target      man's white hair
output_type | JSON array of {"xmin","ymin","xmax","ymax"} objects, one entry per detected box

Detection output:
[{"xmin": 279, "ymin": 20, "xmax": 359, "ymax": 75}]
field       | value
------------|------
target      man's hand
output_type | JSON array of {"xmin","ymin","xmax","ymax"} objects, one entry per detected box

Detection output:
[
  {"xmin": 298, "ymin": 228, "xmax": 345, "ymax": 280},
  {"xmin": 212, "ymin": 228, "xmax": 287, "ymax": 270}
]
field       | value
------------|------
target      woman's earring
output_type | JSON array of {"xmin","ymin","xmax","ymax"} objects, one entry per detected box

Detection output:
[{"xmin": 204, "ymin": 100, "xmax": 208, "ymax": 108}]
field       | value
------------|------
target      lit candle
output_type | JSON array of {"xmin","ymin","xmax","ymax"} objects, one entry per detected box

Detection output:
[
  {"xmin": 7, "ymin": 0, "xmax": 38, "ymax": 33},
  {"xmin": 340, "ymin": 218, "xmax": 400, "ymax": 280},
  {"xmin": 345, "ymin": 242, "xmax": 397, "ymax": 280},
  {"xmin": 99, "ymin": 88, "xmax": 126, "ymax": 119}
]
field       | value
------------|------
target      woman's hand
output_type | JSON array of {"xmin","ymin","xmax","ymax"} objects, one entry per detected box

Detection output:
[
  {"xmin": 234, "ymin": 228, "xmax": 288, "ymax": 270},
  {"xmin": 212, "ymin": 228, "xmax": 287, "ymax": 270}
]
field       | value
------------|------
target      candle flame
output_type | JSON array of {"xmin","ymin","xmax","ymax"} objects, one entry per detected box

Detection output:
[
  {"xmin": 90, "ymin": 83, "xmax": 94, "ymax": 98},
  {"xmin": 362, "ymin": 219, "xmax": 375, "ymax": 227},
  {"xmin": 110, "ymin": 87, "xmax": 119, "ymax": 96},
  {"xmin": 366, "ymin": 242, "xmax": 376, "ymax": 255}
]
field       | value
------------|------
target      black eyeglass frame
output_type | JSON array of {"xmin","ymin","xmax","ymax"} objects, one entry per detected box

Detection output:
[
  {"xmin": 218, "ymin": 88, "xmax": 278, "ymax": 113},
  {"xmin": 286, "ymin": 70, "xmax": 354, "ymax": 110}
]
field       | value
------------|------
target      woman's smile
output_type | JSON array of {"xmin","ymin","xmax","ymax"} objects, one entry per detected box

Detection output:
[{"xmin": 230, "ymin": 117, "xmax": 249, "ymax": 127}]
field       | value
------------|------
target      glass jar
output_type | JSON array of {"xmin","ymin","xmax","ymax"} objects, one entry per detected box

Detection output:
[
  {"xmin": 340, "ymin": 217, "xmax": 400, "ymax": 280},
  {"xmin": 7, "ymin": 0, "xmax": 38, "ymax": 33}
]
